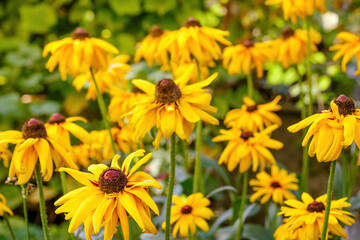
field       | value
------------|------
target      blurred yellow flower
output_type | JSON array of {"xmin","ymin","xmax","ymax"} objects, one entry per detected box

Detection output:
[
  {"xmin": 288, "ymin": 94, "xmax": 360, "ymax": 162},
  {"xmin": 55, "ymin": 150, "xmax": 162, "ymax": 240},
  {"xmin": 43, "ymin": 27, "xmax": 118, "ymax": 80},
  {"xmin": 0, "ymin": 141, "xmax": 12, "ymax": 168},
  {"xmin": 274, "ymin": 222, "xmax": 303, "ymax": 240},
  {"xmin": 278, "ymin": 192, "xmax": 355, "ymax": 239},
  {"xmin": 162, "ymin": 193, "xmax": 214, "ymax": 238},
  {"xmin": 131, "ymin": 67, "xmax": 219, "ymax": 149},
  {"xmin": 0, "ymin": 119, "xmax": 77, "ymax": 185},
  {"xmin": 72, "ymin": 55, "xmax": 131, "ymax": 100},
  {"xmin": 224, "ymin": 96, "xmax": 282, "ymax": 132},
  {"xmin": 223, "ymin": 40, "xmax": 272, "ymax": 78},
  {"xmin": 265, "ymin": 0, "xmax": 326, "ymax": 23},
  {"xmin": 212, "ymin": 125, "xmax": 283, "ymax": 173},
  {"xmin": 0, "ymin": 194, "xmax": 13, "ymax": 216},
  {"xmin": 250, "ymin": 165, "xmax": 298, "ymax": 204},
  {"xmin": 171, "ymin": 60, "xmax": 209, "ymax": 83},
  {"xmin": 270, "ymin": 28, "xmax": 321, "ymax": 68},
  {"xmin": 330, "ymin": 32, "xmax": 360, "ymax": 75}
]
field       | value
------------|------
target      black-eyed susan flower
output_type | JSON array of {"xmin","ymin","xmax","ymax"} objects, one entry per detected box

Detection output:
[
  {"xmin": 212, "ymin": 125, "xmax": 283, "ymax": 173},
  {"xmin": 223, "ymin": 40, "xmax": 273, "ymax": 78},
  {"xmin": 0, "ymin": 141, "xmax": 11, "ymax": 167},
  {"xmin": 249, "ymin": 165, "xmax": 298, "ymax": 204},
  {"xmin": 54, "ymin": 150, "xmax": 162, "ymax": 240},
  {"xmin": 288, "ymin": 94, "xmax": 360, "ymax": 162},
  {"xmin": 162, "ymin": 193, "xmax": 214, "ymax": 238},
  {"xmin": 72, "ymin": 55, "xmax": 131, "ymax": 100},
  {"xmin": 270, "ymin": 27, "xmax": 321, "ymax": 68},
  {"xmin": 130, "ymin": 67, "xmax": 219, "ymax": 149},
  {"xmin": 274, "ymin": 222, "xmax": 303, "ymax": 240},
  {"xmin": 159, "ymin": 17, "xmax": 231, "ymax": 66},
  {"xmin": 171, "ymin": 60, "xmax": 210, "ymax": 83},
  {"xmin": 224, "ymin": 96, "xmax": 282, "ymax": 131},
  {"xmin": 45, "ymin": 113, "xmax": 92, "ymax": 146},
  {"xmin": 134, "ymin": 25, "xmax": 170, "ymax": 70},
  {"xmin": 329, "ymin": 32, "xmax": 360, "ymax": 75},
  {"xmin": 278, "ymin": 192, "xmax": 355, "ymax": 239},
  {"xmin": 111, "ymin": 123, "xmax": 138, "ymax": 154},
  {"xmin": 0, "ymin": 194, "xmax": 13, "ymax": 216},
  {"xmin": 265, "ymin": 0, "xmax": 326, "ymax": 23},
  {"xmin": 43, "ymin": 27, "xmax": 118, "ymax": 80},
  {"xmin": 0, "ymin": 119, "xmax": 78, "ymax": 184}
]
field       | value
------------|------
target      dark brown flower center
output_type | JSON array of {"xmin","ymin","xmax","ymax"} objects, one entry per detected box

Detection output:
[
  {"xmin": 243, "ymin": 40, "xmax": 254, "ymax": 48},
  {"xmin": 98, "ymin": 168, "xmax": 128, "ymax": 194},
  {"xmin": 240, "ymin": 132, "xmax": 253, "ymax": 140},
  {"xmin": 48, "ymin": 113, "xmax": 65, "ymax": 124},
  {"xmin": 270, "ymin": 181, "xmax": 281, "ymax": 188},
  {"xmin": 150, "ymin": 25, "xmax": 163, "ymax": 37},
  {"xmin": 181, "ymin": 205, "xmax": 193, "ymax": 214},
  {"xmin": 184, "ymin": 17, "xmax": 201, "ymax": 27},
  {"xmin": 72, "ymin": 27, "xmax": 89, "ymax": 40},
  {"xmin": 281, "ymin": 27, "xmax": 295, "ymax": 40},
  {"xmin": 22, "ymin": 119, "xmax": 47, "ymax": 139},
  {"xmin": 155, "ymin": 79, "xmax": 181, "ymax": 104},
  {"xmin": 332, "ymin": 94, "xmax": 355, "ymax": 115},
  {"xmin": 247, "ymin": 105, "xmax": 258, "ymax": 112},
  {"xmin": 307, "ymin": 201, "xmax": 325, "ymax": 213},
  {"xmin": 131, "ymin": 86, "xmax": 145, "ymax": 94}
]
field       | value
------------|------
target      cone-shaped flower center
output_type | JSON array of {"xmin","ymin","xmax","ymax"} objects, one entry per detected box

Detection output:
[
  {"xmin": 181, "ymin": 205, "xmax": 193, "ymax": 214},
  {"xmin": 307, "ymin": 201, "xmax": 325, "ymax": 213},
  {"xmin": 150, "ymin": 25, "xmax": 163, "ymax": 37},
  {"xmin": 333, "ymin": 94, "xmax": 355, "ymax": 115},
  {"xmin": 155, "ymin": 79, "xmax": 181, "ymax": 104},
  {"xmin": 99, "ymin": 168, "xmax": 128, "ymax": 194},
  {"xmin": 48, "ymin": 113, "xmax": 66, "ymax": 124},
  {"xmin": 22, "ymin": 118, "xmax": 47, "ymax": 139},
  {"xmin": 243, "ymin": 40, "xmax": 254, "ymax": 48},
  {"xmin": 247, "ymin": 105, "xmax": 258, "ymax": 112},
  {"xmin": 184, "ymin": 17, "xmax": 201, "ymax": 27},
  {"xmin": 241, "ymin": 132, "xmax": 254, "ymax": 141},
  {"xmin": 270, "ymin": 181, "xmax": 281, "ymax": 188},
  {"xmin": 72, "ymin": 27, "xmax": 89, "ymax": 40},
  {"xmin": 281, "ymin": 27, "xmax": 295, "ymax": 40}
]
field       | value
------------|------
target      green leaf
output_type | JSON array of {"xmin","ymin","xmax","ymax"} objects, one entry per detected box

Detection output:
[
  {"xmin": 0, "ymin": 184, "xmax": 22, "ymax": 210},
  {"xmin": 0, "ymin": 93, "xmax": 26, "ymax": 118},
  {"xmin": 115, "ymin": 33, "xmax": 136, "ymax": 55},
  {"xmin": 242, "ymin": 224, "xmax": 273, "ymax": 240},
  {"xmin": 266, "ymin": 64, "xmax": 283, "ymax": 86},
  {"xmin": 20, "ymin": 3, "xmax": 57, "ymax": 34},
  {"xmin": 29, "ymin": 100, "xmax": 61, "ymax": 116},
  {"xmin": 317, "ymin": 75, "xmax": 331, "ymax": 91},
  {"xmin": 5, "ymin": 44, "xmax": 41, "ymax": 68},
  {"xmin": 283, "ymin": 68, "xmax": 298, "ymax": 86},
  {"xmin": 206, "ymin": 185, "xmax": 237, "ymax": 198},
  {"xmin": 0, "ymin": 216, "xmax": 43, "ymax": 240},
  {"xmin": 310, "ymin": 52, "xmax": 327, "ymax": 64},
  {"xmin": 144, "ymin": 0, "xmax": 176, "ymax": 15},
  {"xmin": 109, "ymin": 0, "xmax": 141, "ymax": 16}
]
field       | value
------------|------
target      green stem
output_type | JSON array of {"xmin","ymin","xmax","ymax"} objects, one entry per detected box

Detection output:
[
  {"xmin": 165, "ymin": 134, "xmax": 176, "ymax": 240},
  {"xmin": 272, "ymin": 203, "xmax": 278, "ymax": 234},
  {"xmin": 320, "ymin": 161, "xmax": 337, "ymax": 240},
  {"xmin": 3, "ymin": 213, "xmax": 16, "ymax": 240},
  {"xmin": 235, "ymin": 171, "xmax": 248, "ymax": 240},
  {"xmin": 182, "ymin": 140, "xmax": 189, "ymax": 173},
  {"xmin": 20, "ymin": 184, "xmax": 31, "ymax": 240},
  {"xmin": 193, "ymin": 121, "xmax": 204, "ymax": 193},
  {"xmin": 305, "ymin": 17, "xmax": 313, "ymax": 116},
  {"xmin": 348, "ymin": 152, "xmax": 358, "ymax": 198},
  {"xmin": 246, "ymin": 74, "xmax": 253, "ymax": 98},
  {"xmin": 90, "ymin": 68, "xmax": 117, "ymax": 155},
  {"xmin": 341, "ymin": 157, "xmax": 348, "ymax": 197},
  {"xmin": 35, "ymin": 163, "xmax": 51, "ymax": 240}
]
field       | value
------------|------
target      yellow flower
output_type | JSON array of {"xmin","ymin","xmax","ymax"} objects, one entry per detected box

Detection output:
[
  {"xmin": 224, "ymin": 96, "xmax": 282, "ymax": 132},
  {"xmin": 0, "ymin": 119, "xmax": 77, "ymax": 185},
  {"xmin": 73, "ymin": 55, "xmax": 131, "ymax": 100},
  {"xmin": 111, "ymin": 123, "xmax": 138, "ymax": 154},
  {"xmin": 130, "ymin": 67, "xmax": 219, "ymax": 149},
  {"xmin": 0, "ymin": 194, "xmax": 13, "ymax": 216},
  {"xmin": 162, "ymin": 193, "xmax": 214, "ymax": 238},
  {"xmin": 249, "ymin": 165, "xmax": 298, "ymax": 204},
  {"xmin": 270, "ymin": 28, "xmax": 321, "ymax": 68},
  {"xmin": 72, "ymin": 144, "xmax": 93, "ymax": 168},
  {"xmin": 212, "ymin": 125, "xmax": 283, "ymax": 173},
  {"xmin": 278, "ymin": 192, "xmax": 355, "ymax": 239},
  {"xmin": 45, "ymin": 113, "xmax": 92, "ymax": 146},
  {"xmin": 274, "ymin": 222, "xmax": 303, "ymax": 240},
  {"xmin": 329, "ymin": 32, "xmax": 360, "ymax": 75},
  {"xmin": 134, "ymin": 25, "xmax": 170, "ymax": 70},
  {"xmin": 288, "ymin": 94, "xmax": 360, "ymax": 162},
  {"xmin": 43, "ymin": 27, "xmax": 118, "ymax": 80},
  {"xmin": 0, "ymin": 141, "xmax": 12, "ymax": 167},
  {"xmin": 223, "ymin": 40, "xmax": 273, "ymax": 78},
  {"xmin": 108, "ymin": 86, "xmax": 145, "ymax": 123},
  {"xmin": 159, "ymin": 17, "xmax": 231, "ymax": 66},
  {"xmin": 265, "ymin": 0, "xmax": 326, "ymax": 23},
  {"xmin": 54, "ymin": 150, "xmax": 162, "ymax": 240},
  {"xmin": 171, "ymin": 60, "xmax": 210, "ymax": 83}
]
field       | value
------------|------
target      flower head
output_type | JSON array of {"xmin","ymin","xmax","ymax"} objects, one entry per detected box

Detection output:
[
  {"xmin": 130, "ymin": 67, "xmax": 219, "ymax": 149},
  {"xmin": 54, "ymin": 150, "xmax": 162, "ymax": 240},
  {"xmin": 0, "ymin": 194, "xmax": 13, "ymax": 216},
  {"xmin": 73, "ymin": 55, "xmax": 131, "ymax": 100},
  {"xmin": 212, "ymin": 125, "xmax": 283, "ymax": 173},
  {"xmin": 43, "ymin": 27, "xmax": 118, "ymax": 80},
  {"xmin": 224, "ymin": 96, "xmax": 282, "ymax": 132},
  {"xmin": 171, "ymin": 60, "xmax": 210, "ymax": 83},
  {"xmin": 162, "ymin": 193, "xmax": 214, "ymax": 238},
  {"xmin": 278, "ymin": 192, "xmax": 355, "ymax": 239},
  {"xmin": 288, "ymin": 94, "xmax": 360, "ymax": 162},
  {"xmin": 223, "ymin": 40, "xmax": 273, "ymax": 78},
  {"xmin": 0, "ymin": 141, "xmax": 12, "ymax": 167},
  {"xmin": 329, "ymin": 32, "xmax": 360, "ymax": 75},
  {"xmin": 0, "ymin": 119, "xmax": 77, "ymax": 184},
  {"xmin": 250, "ymin": 165, "xmax": 298, "ymax": 204}
]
